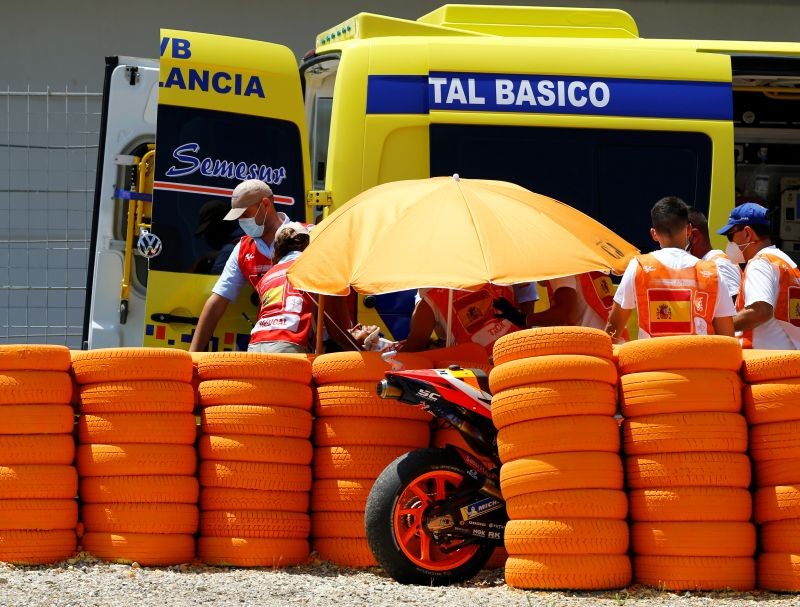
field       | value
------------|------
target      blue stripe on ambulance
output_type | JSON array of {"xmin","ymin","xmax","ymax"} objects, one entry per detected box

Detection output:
[{"xmin": 367, "ymin": 73, "xmax": 732, "ymax": 120}]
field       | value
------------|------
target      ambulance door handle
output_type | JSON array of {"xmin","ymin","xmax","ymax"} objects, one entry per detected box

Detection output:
[{"xmin": 150, "ymin": 313, "xmax": 199, "ymax": 325}]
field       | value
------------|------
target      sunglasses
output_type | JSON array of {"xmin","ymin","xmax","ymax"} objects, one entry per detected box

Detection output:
[{"xmin": 725, "ymin": 226, "xmax": 744, "ymax": 242}]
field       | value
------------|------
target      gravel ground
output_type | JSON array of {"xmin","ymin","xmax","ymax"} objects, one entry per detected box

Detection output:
[{"xmin": 1, "ymin": 556, "xmax": 798, "ymax": 607}]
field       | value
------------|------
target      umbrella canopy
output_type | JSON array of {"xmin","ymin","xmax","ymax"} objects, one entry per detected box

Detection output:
[{"xmin": 288, "ymin": 175, "xmax": 637, "ymax": 296}]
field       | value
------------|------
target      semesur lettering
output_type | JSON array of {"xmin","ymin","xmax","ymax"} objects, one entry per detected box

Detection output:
[
  {"xmin": 428, "ymin": 76, "xmax": 611, "ymax": 109},
  {"xmin": 165, "ymin": 142, "xmax": 287, "ymax": 184}
]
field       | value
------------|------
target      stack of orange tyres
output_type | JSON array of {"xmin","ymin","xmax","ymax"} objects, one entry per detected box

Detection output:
[
  {"xmin": 743, "ymin": 350, "xmax": 800, "ymax": 591},
  {"xmin": 310, "ymin": 351, "xmax": 432, "ymax": 567},
  {"xmin": 72, "ymin": 348, "xmax": 198, "ymax": 565},
  {"xmin": 0, "ymin": 345, "xmax": 77, "ymax": 564},
  {"xmin": 491, "ymin": 327, "xmax": 631, "ymax": 590},
  {"xmin": 195, "ymin": 352, "xmax": 313, "ymax": 567},
  {"xmin": 619, "ymin": 336, "xmax": 755, "ymax": 591}
]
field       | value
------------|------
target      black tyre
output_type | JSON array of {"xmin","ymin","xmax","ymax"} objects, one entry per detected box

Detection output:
[{"xmin": 365, "ymin": 447, "xmax": 495, "ymax": 585}]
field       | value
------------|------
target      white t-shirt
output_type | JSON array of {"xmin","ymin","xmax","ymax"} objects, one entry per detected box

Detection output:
[
  {"xmin": 548, "ymin": 275, "xmax": 606, "ymax": 330},
  {"xmin": 703, "ymin": 250, "xmax": 742, "ymax": 298},
  {"xmin": 614, "ymin": 248, "xmax": 736, "ymax": 339},
  {"xmin": 742, "ymin": 246, "xmax": 800, "ymax": 350}
]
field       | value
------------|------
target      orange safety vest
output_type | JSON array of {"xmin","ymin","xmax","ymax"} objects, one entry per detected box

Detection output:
[
  {"xmin": 237, "ymin": 236, "xmax": 273, "ymax": 289},
  {"xmin": 545, "ymin": 272, "xmax": 614, "ymax": 324},
  {"xmin": 737, "ymin": 251, "xmax": 800, "ymax": 348},
  {"xmin": 425, "ymin": 285, "xmax": 518, "ymax": 355},
  {"xmin": 634, "ymin": 253, "xmax": 719, "ymax": 337},
  {"xmin": 250, "ymin": 259, "xmax": 314, "ymax": 350}
]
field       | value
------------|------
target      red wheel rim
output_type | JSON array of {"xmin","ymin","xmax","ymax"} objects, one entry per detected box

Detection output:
[{"xmin": 392, "ymin": 469, "xmax": 481, "ymax": 571}]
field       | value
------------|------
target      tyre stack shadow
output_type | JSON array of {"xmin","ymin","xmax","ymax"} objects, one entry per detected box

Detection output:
[
  {"xmin": 491, "ymin": 327, "xmax": 631, "ymax": 590},
  {"xmin": 310, "ymin": 351, "xmax": 432, "ymax": 568},
  {"xmin": 72, "ymin": 348, "xmax": 198, "ymax": 565},
  {"xmin": 0, "ymin": 345, "xmax": 77, "ymax": 564},
  {"xmin": 195, "ymin": 352, "xmax": 313, "ymax": 567},
  {"xmin": 619, "ymin": 336, "xmax": 755, "ymax": 591},
  {"xmin": 742, "ymin": 350, "xmax": 800, "ymax": 591}
]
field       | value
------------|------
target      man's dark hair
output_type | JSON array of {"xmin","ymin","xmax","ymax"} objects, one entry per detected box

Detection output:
[
  {"xmin": 686, "ymin": 206, "xmax": 710, "ymax": 239},
  {"xmin": 651, "ymin": 196, "xmax": 689, "ymax": 236},
  {"xmin": 749, "ymin": 223, "xmax": 771, "ymax": 239}
]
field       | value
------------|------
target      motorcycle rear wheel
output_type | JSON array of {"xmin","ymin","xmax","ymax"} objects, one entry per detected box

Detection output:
[{"xmin": 365, "ymin": 448, "xmax": 495, "ymax": 585}]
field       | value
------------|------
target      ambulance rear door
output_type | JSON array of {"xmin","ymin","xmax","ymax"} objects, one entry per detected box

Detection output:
[{"xmin": 145, "ymin": 30, "xmax": 310, "ymax": 351}]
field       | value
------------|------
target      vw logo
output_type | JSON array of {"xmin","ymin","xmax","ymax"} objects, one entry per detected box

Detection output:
[{"xmin": 137, "ymin": 230, "xmax": 162, "ymax": 259}]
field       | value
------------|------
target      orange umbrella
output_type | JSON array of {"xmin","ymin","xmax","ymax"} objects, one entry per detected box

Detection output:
[{"xmin": 288, "ymin": 175, "xmax": 637, "ymax": 296}]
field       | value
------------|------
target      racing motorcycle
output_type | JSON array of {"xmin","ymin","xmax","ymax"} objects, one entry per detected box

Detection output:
[{"xmin": 364, "ymin": 362, "xmax": 507, "ymax": 586}]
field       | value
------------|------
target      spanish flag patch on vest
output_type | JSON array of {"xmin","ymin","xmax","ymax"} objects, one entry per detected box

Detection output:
[{"xmin": 647, "ymin": 288, "xmax": 692, "ymax": 335}]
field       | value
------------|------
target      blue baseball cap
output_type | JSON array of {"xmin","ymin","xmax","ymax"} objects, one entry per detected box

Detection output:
[{"xmin": 716, "ymin": 202, "xmax": 770, "ymax": 235}]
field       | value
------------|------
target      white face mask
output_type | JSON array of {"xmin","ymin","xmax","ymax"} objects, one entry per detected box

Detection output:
[
  {"xmin": 725, "ymin": 240, "xmax": 747, "ymax": 264},
  {"xmin": 238, "ymin": 205, "xmax": 265, "ymax": 238}
]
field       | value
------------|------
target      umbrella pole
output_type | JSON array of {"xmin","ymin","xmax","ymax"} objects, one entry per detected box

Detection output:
[
  {"xmin": 315, "ymin": 294, "xmax": 326, "ymax": 355},
  {"xmin": 446, "ymin": 289, "xmax": 453, "ymax": 348}
]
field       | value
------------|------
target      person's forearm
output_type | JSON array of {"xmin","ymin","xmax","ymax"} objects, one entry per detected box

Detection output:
[
  {"xmin": 733, "ymin": 307, "xmax": 769, "ymax": 332},
  {"xmin": 189, "ymin": 294, "xmax": 229, "ymax": 352}
]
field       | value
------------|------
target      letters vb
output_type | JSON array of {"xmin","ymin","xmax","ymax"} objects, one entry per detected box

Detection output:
[{"xmin": 160, "ymin": 37, "xmax": 192, "ymax": 59}]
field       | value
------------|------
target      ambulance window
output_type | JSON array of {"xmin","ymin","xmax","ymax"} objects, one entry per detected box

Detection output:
[
  {"xmin": 312, "ymin": 97, "xmax": 332, "ymax": 189},
  {"xmin": 430, "ymin": 125, "xmax": 712, "ymax": 255},
  {"xmin": 149, "ymin": 105, "xmax": 305, "ymax": 275}
]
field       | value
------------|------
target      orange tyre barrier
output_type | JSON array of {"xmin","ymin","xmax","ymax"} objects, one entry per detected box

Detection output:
[
  {"xmin": 198, "ymin": 379, "xmax": 312, "ymax": 410},
  {"xmin": 629, "ymin": 487, "xmax": 752, "ymax": 522},
  {"xmin": 0, "ymin": 344, "xmax": 71, "ymax": 371},
  {"xmin": 499, "ymin": 452, "xmax": 623, "ymax": 499},
  {"xmin": 198, "ymin": 460, "xmax": 311, "ymax": 492},
  {"xmin": 0, "ymin": 464, "xmax": 77, "ymax": 499},
  {"xmin": 754, "ymin": 458, "xmax": 800, "ymax": 488},
  {"xmin": 0, "ymin": 434, "xmax": 75, "ymax": 465},
  {"xmin": 312, "ymin": 446, "xmax": 411, "ymax": 480},
  {"xmin": 0, "ymin": 404, "xmax": 74, "ymax": 434},
  {"xmin": 201, "ymin": 488, "xmax": 308, "ymax": 513},
  {"xmin": 631, "ymin": 521, "xmax": 755, "ymax": 557},
  {"xmin": 0, "ymin": 529, "xmax": 76, "ymax": 565},
  {"xmin": 198, "ymin": 536, "xmax": 309, "ymax": 567},
  {"xmin": 744, "ymin": 380, "xmax": 800, "ymax": 425},
  {"xmin": 311, "ymin": 511, "xmax": 368, "ymax": 539},
  {"xmin": 312, "ymin": 418, "xmax": 430, "ymax": 449},
  {"xmin": 0, "ymin": 371, "xmax": 73, "ymax": 405},
  {"xmin": 195, "ymin": 352, "xmax": 311, "ymax": 382},
  {"xmin": 312, "ymin": 352, "xmax": 431, "ymax": 384},
  {"xmin": 758, "ymin": 552, "xmax": 800, "ymax": 592},
  {"xmin": 81, "ymin": 503, "xmax": 199, "ymax": 535},
  {"xmin": 504, "ymin": 554, "xmax": 631, "ymax": 590},
  {"xmin": 198, "ymin": 435, "xmax": 312, "ymax": 465},
  {"xmin": 80, "ymin": 475, "xmax": 199, "ymax": 504},
  {"xmin": 498, "ymin": 415, "xmax": 619, "ymax": 461},
  {"xmin": 200, "ymin": 510, "xmax": 310, "ymax": 539},
  {"xmin": 617, "ymin": 336, "xmax": 741, "ymax": 374},
  {"xmin": 77, "ymin": 413, "xmax": 197, "ymax": 445},
  {"xmin": 81, "ymin": 531, "xmax": 195, "ymax": 566},
  {"xmin": 750, "ymin": 421, "xmax": 800, "ymax": 462},
  {"xmin": 504, "ymin": 518, "xmax": 629, "ymax": 555},
  {"xmin": 0, "ymin": 499, "xmax": 77, "ymax": 530},
  {"xmin": 754, "ymin": 485, "xmax": 800, "ymax": 524},
  {"xmin": 78, "ymin": 381, "xmax": 195, "ymax": 413},
  {"xmin": 493, "ymin": 327, "xmax": 612, "ymax": 366},
  {"xmin": 201, "ymin": 405, "xmax": 311, "ymax": 438},
  {"xmin": 312, "ymin": 537, "xmax": 377, "ymax": 568},
  {"xmin": 314, "ymin": 382, "xmax": 431, "ymax": 421},
  {"xmin": 625, "ymin": 453, "xmax": 751, "ymax": 489},
  {"xmin": 619, "ymin": 369, "xmax": 742, "ymax": 417},
  {"xmin": 741, "ymin": 350, "xmax": 800, "ymax": 383},
  {"xmin": 505, "ymin": 489, "xmax": 628, "ymax": 521},
  {"xmin": 490, "ymin": 381, "xmax": 617, "ymax": 429},
  {"xmin": 633, "ymin": 555, "xmax": 755, "ymax": 591},
  {"xmin": 759, "ymin": 519, "xmax": 800, "ymax": 553},
  {"xmin": 489, "ymin": 355, "xmax": 617, "ymax": 393},
  {"xmin": 76, "ymin": 444, "xmax": 196, "ymax": 477},
  {"xmin": 71, "ymin": 348, "xmax": 193, "ymax": 384},
  {"xmin": 622, "ymin": 412, "xmax": 748, "ymax": 455}
]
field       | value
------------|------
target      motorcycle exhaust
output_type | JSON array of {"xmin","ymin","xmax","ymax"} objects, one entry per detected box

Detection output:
[{"xmin": 376, "ymin": 379, "xmax": 402, "ymax": 399}]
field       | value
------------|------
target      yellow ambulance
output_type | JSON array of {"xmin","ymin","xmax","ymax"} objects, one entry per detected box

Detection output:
[{"xmin": 85, "ymin": 4, "xmax": 800, "ymax": 350}]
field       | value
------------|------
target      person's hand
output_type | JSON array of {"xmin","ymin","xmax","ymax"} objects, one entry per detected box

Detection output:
[
  {"xmin": 493, "ymin": 297, "xmax": 526, "ymax": 328},
  {"xmin": 348, "ymin": 323, "xmax": 381, "ymax": 348}
]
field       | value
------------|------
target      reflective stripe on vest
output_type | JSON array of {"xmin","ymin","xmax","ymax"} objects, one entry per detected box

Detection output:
[{"xmin": 634, "ymin": 253, "xmax": 719, "ymax": 336}]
